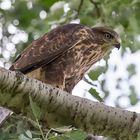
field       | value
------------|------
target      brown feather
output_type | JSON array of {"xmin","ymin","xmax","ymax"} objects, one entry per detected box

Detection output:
[{"xmin": 10, "ymin": 24, "xmax": 120, "ymax": 93}]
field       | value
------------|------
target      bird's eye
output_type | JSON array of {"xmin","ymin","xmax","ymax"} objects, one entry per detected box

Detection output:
[{"xmin": 104, "ymin": 33, "xmax": 113, "ymax": 39}]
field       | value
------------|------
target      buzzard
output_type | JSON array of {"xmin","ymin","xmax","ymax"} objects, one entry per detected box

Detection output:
[{"xmin": 10, "ymin": 24, "xmax": 121, "ymax": 93}]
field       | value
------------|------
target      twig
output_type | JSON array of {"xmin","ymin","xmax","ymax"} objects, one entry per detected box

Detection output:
[
  {"xmin": 83, "ymin": 76, "xmax": 97, "ymax": 87},
  {"xmin": 89, "ymin": 0, "xmax": 101, "ymax": 17},
  {"xmin": 77, "ymin": 0, "xmax": 84, "ymax": 15}
]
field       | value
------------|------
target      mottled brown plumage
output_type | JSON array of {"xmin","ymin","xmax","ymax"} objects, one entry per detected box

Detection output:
[{"xmin": 10, "ymin": 24, "xmax": 121, "ymax": 93}]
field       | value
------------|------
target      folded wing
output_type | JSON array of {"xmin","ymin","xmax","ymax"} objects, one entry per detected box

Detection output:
[{"xmin": 10, "ymin": 24, "xmax": 85, "ymax": 74}]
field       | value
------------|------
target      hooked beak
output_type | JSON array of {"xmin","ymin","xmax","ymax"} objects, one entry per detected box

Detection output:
[
  {"xmin": 114, "ymin": 43, "xmax": 120, "ymax": 49},
  {"xmin": 114, "ymin": 36, "xmax": 121, "ymax": 49}
]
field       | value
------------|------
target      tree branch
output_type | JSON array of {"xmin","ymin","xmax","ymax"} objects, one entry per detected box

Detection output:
[
  {"xmin": 0, "ymin": 67, "xmax": 140, "ymax": 139},
  {"xmin": 77, "ymin": 0, "xmax": 84, "ymax": 15},
  {"xmin": 89, "ymin": 0, "xmax": 101, "ymax": 17}
]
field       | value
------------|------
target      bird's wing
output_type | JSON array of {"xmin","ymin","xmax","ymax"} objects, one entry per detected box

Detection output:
[{"xmin": 10, "ymin": 24, "xmax": 87, "ymax": 74}]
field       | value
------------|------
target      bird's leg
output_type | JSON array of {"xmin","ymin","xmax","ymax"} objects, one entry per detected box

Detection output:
[{"xmin": 63, "ymin": 74, "xmax": 76, "ymax": 93}]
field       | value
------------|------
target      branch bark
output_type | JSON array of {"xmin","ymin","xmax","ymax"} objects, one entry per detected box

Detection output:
[{"xmin": 0, "ymin": 67, "xmax": 140, "ymax": 139}]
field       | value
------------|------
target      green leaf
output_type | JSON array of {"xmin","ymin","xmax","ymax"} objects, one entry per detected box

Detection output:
[
  {"xmin": 88, "ymin": 67, "xmax": 106, "ymax": 81},
  {"xmin": 29, "ymin": 96, "xmax": 42, "ymax": 120},
  {"xmin": 129, "ymin": 86, "xmax": 138, "ymax": 105},
  {"xmin": 25, "ymin": 130, "xmax": 32, "ymax": 138},
  {"xmin": 40, "ymin": 0, "xmax": 60, "ymax": 9},
  {"xmin": 89, "ymin": 88, "xmax": 104, "ymax": 102},
  {"xmin": 19, "ymin": 134, "xmax": 31, "ymax": 140},
  {"xmin": 69, "ymin": 129, "xmax": 86, "ymax": 140},
  {"xmin": 127, "ymin": 64, "xmax": 136, "ymax": 78},
  {"xmin": 137, "ymin": 132, "xmax": 140, "ymax": 140},
  {"xmin": 49, "ymin": 129, "xmax": 86, "ymax": 140}
]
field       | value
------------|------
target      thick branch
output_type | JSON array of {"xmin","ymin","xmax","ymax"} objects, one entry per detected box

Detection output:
[{"xmin": 0, "ymin": 67, "xmax": 140, "ymax": 139}]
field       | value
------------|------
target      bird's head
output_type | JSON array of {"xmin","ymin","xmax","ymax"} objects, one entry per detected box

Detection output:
[{"xmin": 91, "ymin": 27, "xmax": 121, "ymax": 51}]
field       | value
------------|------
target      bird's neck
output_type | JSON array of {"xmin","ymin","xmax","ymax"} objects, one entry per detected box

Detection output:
[{"xmin": 75, "ymin": 47, "xmax": 106, "ymax": 77}]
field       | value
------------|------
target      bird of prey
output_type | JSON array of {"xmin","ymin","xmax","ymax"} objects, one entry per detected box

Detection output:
[{"xmin": 10, "ymin": 24, "xmax": 121, "ymax": 93}]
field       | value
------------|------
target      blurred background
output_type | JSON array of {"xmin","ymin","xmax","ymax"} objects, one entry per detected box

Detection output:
[{"xmin": 0, "ymin": 0, "xmax": 140, "ymax": 139}]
